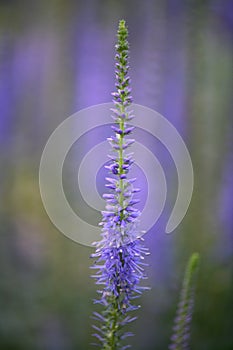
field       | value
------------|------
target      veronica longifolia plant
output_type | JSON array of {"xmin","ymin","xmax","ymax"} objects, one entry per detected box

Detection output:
[
  {"xmin": 91, "ymin": 20, "xmax": 149, "ymax": 349},
  {"xmin": 169, "ymin": 253, "xmax": 200, "ymax": 350}
]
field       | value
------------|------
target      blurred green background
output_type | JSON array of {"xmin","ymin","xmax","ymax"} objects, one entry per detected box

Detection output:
[{"xmin": 0, "ymin": 0, "xmax": 232, "ymax": 349}]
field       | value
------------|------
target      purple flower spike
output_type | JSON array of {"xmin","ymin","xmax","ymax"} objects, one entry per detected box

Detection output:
[{"xmin": 91, "ymin": 20, "xmax": 149, "ymax": 350}]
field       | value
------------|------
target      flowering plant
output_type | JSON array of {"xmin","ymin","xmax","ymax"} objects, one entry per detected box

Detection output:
[{"xmin": 91, "ymin": 20, "xmax": 199, "ymax": 350}]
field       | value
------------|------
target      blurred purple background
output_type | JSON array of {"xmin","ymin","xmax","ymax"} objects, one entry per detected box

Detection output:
[{"xmin": 0, "ymin": 1, "xmax": 232, "ymax": 349}]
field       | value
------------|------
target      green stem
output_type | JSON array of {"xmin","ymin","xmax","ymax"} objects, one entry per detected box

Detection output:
[{"xmin": 118, "ymin": 107, "xmax": 125, "ymax": 222}]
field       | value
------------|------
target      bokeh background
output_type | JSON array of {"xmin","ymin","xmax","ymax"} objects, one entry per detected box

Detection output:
[{"xmin": 0, "ymin": 0, "xmax": 232, "ymax": 349}]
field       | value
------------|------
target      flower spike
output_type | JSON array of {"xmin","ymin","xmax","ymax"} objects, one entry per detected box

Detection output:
[
  {"xmin": 169, "ymin": 253, "xmax": 200, "ymax": 350},
  {"xmin": 91, "ymin": 19, "xmax": 149, "ymax": 349}
]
